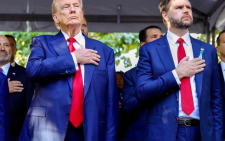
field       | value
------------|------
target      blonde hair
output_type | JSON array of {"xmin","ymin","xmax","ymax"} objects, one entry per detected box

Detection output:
[{"xmin": 52, "ymin": 0, "xmax": 83, "ymax": 29}]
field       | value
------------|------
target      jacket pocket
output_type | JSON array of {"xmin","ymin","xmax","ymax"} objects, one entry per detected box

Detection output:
[
  {"xmin": 146, "ymin": 116, "xmax": 162, "ymax": 124},
  {"xmin": 208, "ymin": 116, "xmax": 214, "ymax": 127},
  {"xmin": 27, "ymin": 106, "xmax": 46, "ymax": 117}
]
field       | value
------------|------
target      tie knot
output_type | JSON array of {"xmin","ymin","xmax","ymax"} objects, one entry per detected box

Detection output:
[
  {"xmin": 0, "ymin": 68, "xmax": 3, "ymax": 73},
  {"xmin": 67, "ymin": 37, "xmax": 76, "ymax": 43},
  {"xmin": 177, "ymin": 38, "xmax": 184, "ymax": 44}
]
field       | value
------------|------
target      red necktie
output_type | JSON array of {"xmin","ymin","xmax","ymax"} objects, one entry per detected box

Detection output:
[
  {"xmin": 177, "ymin": 38, "xmax": 194, "ymax": 115},
  {"xmin": 67, "ymin": 37, "xmax": 83, "ymax": 128}
]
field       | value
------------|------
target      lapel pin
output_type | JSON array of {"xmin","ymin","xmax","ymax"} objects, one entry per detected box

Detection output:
[
  {"xmin": 12, "ymin": 73, "xmax": 16, "ymax": 75},
  {"xmin": 199, "ymin": 48, "xmax": 204, "ymax": 59}
]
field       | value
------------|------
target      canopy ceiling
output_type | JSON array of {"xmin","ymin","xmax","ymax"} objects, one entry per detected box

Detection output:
[{"xmin": 0, "ymin": 0, "xmax": 225, "ymax": 34}]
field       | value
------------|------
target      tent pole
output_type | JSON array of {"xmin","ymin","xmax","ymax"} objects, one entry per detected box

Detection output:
[
  {"xmin": 206, "ymin": 17, "xmax": 210, "ymax": 44},
  {"xmin": 212, "ymin": 26, "xmax": 216, "ymax": 46}
]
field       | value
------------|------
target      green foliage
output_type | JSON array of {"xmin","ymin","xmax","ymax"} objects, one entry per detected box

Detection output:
[
  {"xmin": 0, "ymin": 31, "xmax": 56, "ymax": 67},
  {"xmin": 89, "ymin": 32, "xmax": 140, "ymax": 68}
]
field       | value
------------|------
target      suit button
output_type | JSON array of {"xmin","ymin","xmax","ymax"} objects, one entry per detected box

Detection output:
[
  {"xmin": 66, "ymin": 113, "xmax": 69, "ymax": 117},
  {"xmin": 70, "ymin": 94, "xmax": 72, "ymax": 98},
  {"xmin": 175, "ymin": 117, "xmax": 178, "ymax": 121},
  {"xmin": 177, "ymin": 99, "xmax": 179, "ymax": 102}
]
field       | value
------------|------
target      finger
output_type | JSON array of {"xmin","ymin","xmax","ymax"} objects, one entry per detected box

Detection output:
[
  {"xmin": 90, "ymin": 60, "xmax": 99, "ymax": 66},
  {"xmin": 80, "ymin": 45, "xmax": 84, "ymax": 49},
  {"xmin": 191, "ymin": 57, "xmax": 203, "ymax": 63},
  {"xmin": 14, "ymin": 83, "xmax": 23, "ymax": 87},
  {"xmin": 181, "ymin": 56, "xmax": 189, "ymax": 62},
  {"xmin": 195, "ymin": 60, "xmax": 205, "ymax": 66},
  {"xmin": 12, "ymin": 81, "xmax": 22, "ymax": 84},
  {"xmin": 87, "ymin": 49, "xmax": 98, "ymax": 54}
]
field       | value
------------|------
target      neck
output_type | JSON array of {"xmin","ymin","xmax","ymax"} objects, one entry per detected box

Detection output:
[
  {"xmin": 0, "ymin": 61, "xmax": 10, "ymax": 67},
  {"xmin": 60, "ymin": 25, "xmax": 81, "ymax": 37},
  {"xmin": 168, "ymin": 26, "xmax": 188, "ymax": 37},
  {"xmin": 220, "ymin": 56, "xmax": 225, "ymax": 63}
]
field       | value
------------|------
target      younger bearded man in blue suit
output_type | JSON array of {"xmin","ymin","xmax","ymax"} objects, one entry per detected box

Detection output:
[
  {"xmin": 19, "ymin": 0, "xmax": 119, "ymax": 141},
  {"xmin": 135, "ymin": 0, "xmax": 222, "ymax": 141}
]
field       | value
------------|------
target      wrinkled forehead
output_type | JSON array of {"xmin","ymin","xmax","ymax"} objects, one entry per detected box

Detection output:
[
  {"xmin": 170, "ymin": 0, "xmax": 191, "ymax": 7},
  {"xmin": 0, "ymin": 36, "xmax": 10, "ymax": 44},
  {"xmin": 54, "ymin": 0, "xmax": 82, "ymax": 8}
]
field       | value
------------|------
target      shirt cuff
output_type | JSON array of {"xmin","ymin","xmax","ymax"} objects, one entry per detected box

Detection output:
[
  {"xmin": 172, "ymin": 70, "xmax": 181, "ymax": 85},
  {"xmin": 71, "ymin": 53, "xmax": 79, "ymax": 71}
]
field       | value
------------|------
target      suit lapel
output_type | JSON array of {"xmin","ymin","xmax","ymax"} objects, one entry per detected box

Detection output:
[
  {"xmin": 50, "ymin": 31, "xmax": 73, "ymax": 90},
  {"xmin": 7, "ymin": 66, "xmax": 17, "ymax": 80},
  {"xmin": 218, "ymin": 64, "xmax": 225, "ymax": 99},
  {"xmin": 190, "ymin": 37, "xmax": 204, "ymax": 99},
  {"xmin": 83, "ymin": 36, "xmax": 96, "ymax": 98},
  {"xmin": 155, "ymin": 35, "xmax": 178, "ymax": 98}
]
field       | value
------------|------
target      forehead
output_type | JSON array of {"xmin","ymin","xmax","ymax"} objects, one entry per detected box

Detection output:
[
  {"xmin": 170, "ymin": 0, "xmax": 191, "ymax": 6},
  {"xmin": 146, "ymin": 28, "xmax": 162, "ymax": 35},
  {"xmin": 0, "ymin": 36, "xmax": 10, "ymax": 43},
  {"xmin": 55, "ymin": 0, "xmax": 81, "ymax": 6}
]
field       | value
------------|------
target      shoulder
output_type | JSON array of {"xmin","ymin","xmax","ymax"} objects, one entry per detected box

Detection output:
[
  {"xmin": 191, "ymin": 37, "xmax": 216, "ymax": 51},
  {"xmin": 0, "ymin": 73, "xmax": 7, "ymax": 84},
  {"xmin": 125, "ymin": 67, "xmax": 137, "ymax": 75}
]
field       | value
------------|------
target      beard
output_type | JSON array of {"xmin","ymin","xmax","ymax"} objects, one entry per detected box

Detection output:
[
  {"xmin": 0, "ymin": 51, "xmax": 11, "ymax": 63},
  {"xmin": 168, "ymin": 12, "xmax": 193, "ymax": 30}
]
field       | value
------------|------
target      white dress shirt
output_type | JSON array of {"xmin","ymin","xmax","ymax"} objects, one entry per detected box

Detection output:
[
  {"xmin": 61, "ymin": 31, "xmax": 85, "ymax": 84},
  {"xmin": 220, "ymin": 61, "xmax": 225, "ymax": 81},
  {"xmin": 1, "ymin": 62, "xmax": 10, "ymax": 76},
  {"xmin": 167, "ymin": 30, "xmax": 200, "ymax": 120}
]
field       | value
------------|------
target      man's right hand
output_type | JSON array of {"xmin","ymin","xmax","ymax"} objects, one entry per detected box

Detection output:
[
  {"xmin": 175, "ymin": 57, "xmax": 206, "ymax": 80},
  {"xmin": 73, "ymin": 46, "xmax": 101, "ymax": 66},
  {"xmin": 8, "ymin": 78, "xmax": 24, "ymax": 94}
]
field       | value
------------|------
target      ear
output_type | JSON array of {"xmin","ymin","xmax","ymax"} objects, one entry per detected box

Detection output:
[
  {"xmin": 140, "ymin": 42, "xmax": 146, "ymax": 46},
  {"xmin": 216, "ymin": 46, "xmax": 220, "ymax": 53},
  {"xmin": 162, "ymin": 11, "xmax": 169, "ymax": 22},
  {"xmin": 52, "ymin": 14, "xmax": 59, "ymax": 24}
]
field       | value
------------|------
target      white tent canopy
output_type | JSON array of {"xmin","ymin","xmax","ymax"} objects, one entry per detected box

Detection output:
[{"xmin": 0, "ymin": 0, "xmax": 225, "ymax": 43}]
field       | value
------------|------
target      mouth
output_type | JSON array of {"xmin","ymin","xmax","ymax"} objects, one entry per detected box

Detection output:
[
  {"xmin": 0, "ymin": 51, "xmax": 7, "ymax": 56},
  {"xmin": 182, "ymin": 15, "xmax": 191, "ymax": 20}
]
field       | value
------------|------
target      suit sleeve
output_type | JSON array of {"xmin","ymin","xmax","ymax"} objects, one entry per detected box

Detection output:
[
  {"xmin": 0, "ymin": 75, "xmax": 9, "ymax": 141},
  {"xmin": 135, "ymin": 46, "xmax": 179, "ymax": 104},
  {"xmin": 105, "ymin": 50, "xmax": 119, "ymax": 141},
  {"xmin": 123, "ymin": 69, "xmax": 144, "ymax": 112},
  {"xmin": 26, "ymin": 37, "xmax": 76, "ymax": 82},
  {"xmin": 210, "ymin": 48, "xmax": 223, "ymax": 140}
]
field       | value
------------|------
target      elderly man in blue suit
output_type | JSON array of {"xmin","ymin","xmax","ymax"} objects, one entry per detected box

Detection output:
[
  {"xmin": 0, "ymin": 35, "xmax": 10, "ymax": 141},
  {"xmin": 122, "ymin": 25, "xmax": 163, "ymax": 140},
  {"xmin": 19, "ymin": 0, "xmax": 119, "ymax": 141},
  {"xmin": 136, "ymin": 0, "xmax": 222, "ymax": 141}
]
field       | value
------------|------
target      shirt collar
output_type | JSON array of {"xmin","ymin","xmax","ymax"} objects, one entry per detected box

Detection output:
[
  {"xmin": 167, "ymin": 30, "xmax": 191, "ymax": 46},
  {"xmin": 11, "ymin": 61, "xmax": 15, "ymax": 67},
  {"xmin": 61, "ymin": 30, "xmax": 83, "ymax": 45},
  {"xmin": 221, "ymin": 61, "xmax": 225, "ymax": 71},
  {"xmin": 1, "ymin": 62, "xmax": 10, "ymax": 75}
]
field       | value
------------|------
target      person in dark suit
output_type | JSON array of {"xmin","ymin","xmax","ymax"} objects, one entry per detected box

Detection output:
[
  {"xmin": 135, "ymin": 0, "xmax": 222, "ymax": 141},
  {"xmin": 19, "ymin": 0, "xmax": 119, "ymax": 141},
  {"xmin": 122, "ymin": 26, "xmax": 163, "ymax": 140},
  {"xmin": 0, "ymin": 35, "xmax": 10, "ymax": 141},
  {"xmin": 3, "ymin": 35, "xmax": 34, "ymax": 141},
  {"xmin": 216, "ymin": 30, "xmax": 225, "ymax": 140}
]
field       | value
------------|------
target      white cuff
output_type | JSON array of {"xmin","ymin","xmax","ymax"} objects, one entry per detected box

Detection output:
[
  {"xmin": 71, "ymin": 52, "xmax": 79, "ymax": 71},
  {"xmin": 172, "ymin": 70, "xmax": 181, "ymax": 85}
]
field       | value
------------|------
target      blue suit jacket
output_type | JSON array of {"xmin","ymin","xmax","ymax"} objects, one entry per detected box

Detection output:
[
  {"xmin": 122, "ymin": 67, "xmax": 147, "ymax": 140},
  {"xmin": 0, "ymin": 73, "xmax": 9, "ymax": 141},
  {"xmin": 136, "ymin": 35, "xmax": 222, "ymax": 141},
  {"xmin": 218, "ymin": 63, "xmax": 225, "ymax": 139},
  {"xmin": 19, "ymin": 31, "xmax": 119, "ymax": 141},
  {"xmin": 7, "ymin": 64, "xmax": 34, "ymax": 139}
]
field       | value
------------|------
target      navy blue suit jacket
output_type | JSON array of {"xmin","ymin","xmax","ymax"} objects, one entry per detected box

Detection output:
[
  {"xmin": 0, "ymin": 73, "xmax": 9, "ymax": 141},
  {"xmin": 136, "ymin": 35, "xmax": 222, "ymax": 141},
  {"xmin": 19, "ymin": 31, "xmax": 119, "ymax": 141},
  {"xmin": 7, "ymin": 64, "xmax": 34, "ymax": 139},
  {"xmin": 123, "ymin": 67, "xmax": 147, "ymax": 140},
  {"xmin": 218, "ymin": 63, "xmax": 225, "ymax": 139}
]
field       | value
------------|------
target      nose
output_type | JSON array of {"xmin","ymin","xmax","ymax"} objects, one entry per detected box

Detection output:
[{"xmin": 70, "ymin": 4, "xmax": 76, "ymax": 13}]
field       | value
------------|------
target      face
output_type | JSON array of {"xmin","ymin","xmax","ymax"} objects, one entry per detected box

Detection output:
[
  {"xmin": 146, "ymin": 28, "xmax": 163, "ymax": 43},
  {"xmin": 81, "ymin": 18, "xmax": 88, "ymax": 36},
  {"xmin": 7, "ymin": 37, "xmax": 16, "ymax": 61},
  {"xmin": 217, "ymin": 33, "xmax": 225, "ymax": 60},
  {"xmin": 164, "ymin": 0, "xmax": 193, "ymax": 29},
  {"xmin": 0, "ymin": 36, "xmax": 11, "ymax": 64},
  {"xmin": 116, "ymin": 73, "xmax": 124, "ymax": 89},
  {"xmin": 53, "ymin": 0, "xmax": 83, "ymax": 29}
]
